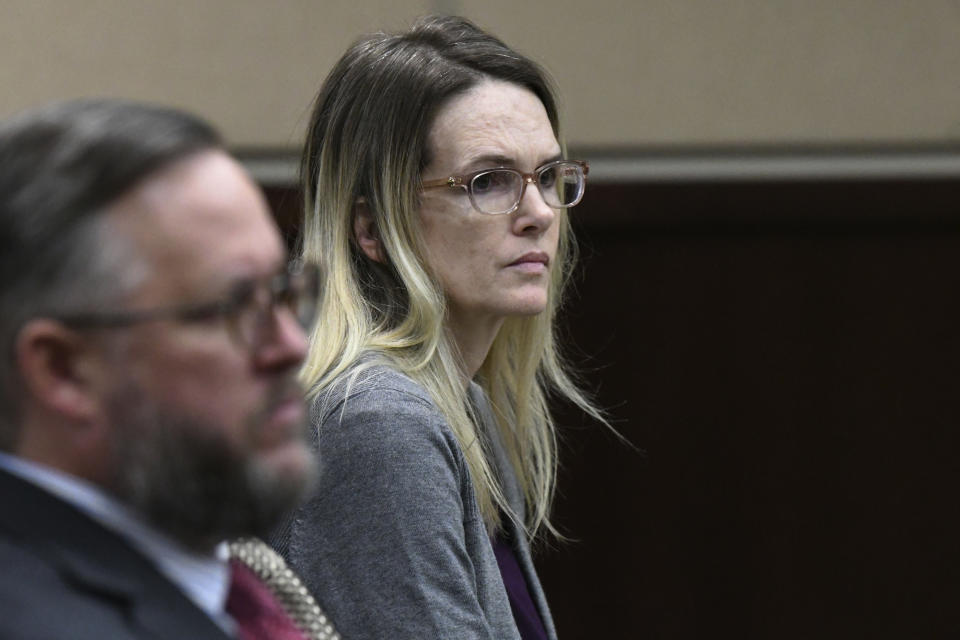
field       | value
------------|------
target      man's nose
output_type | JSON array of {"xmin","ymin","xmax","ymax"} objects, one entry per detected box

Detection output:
[{"xmin": 254, "ymin": 305, "xmax": 309, "ymax": 370}]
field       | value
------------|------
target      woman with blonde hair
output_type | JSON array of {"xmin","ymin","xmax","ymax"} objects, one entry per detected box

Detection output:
[{"xmin": 273, "ymin": 15, "xmax": 604, "ymax": 640}]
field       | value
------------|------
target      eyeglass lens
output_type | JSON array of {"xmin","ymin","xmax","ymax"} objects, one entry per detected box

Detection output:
[
  {"xmin": 233, "ymin": 268, "xmax": 319, "ymax": 346},
  {"xmin": 468, "ymin": 162, "xmax": 585, "ymax": 215}
]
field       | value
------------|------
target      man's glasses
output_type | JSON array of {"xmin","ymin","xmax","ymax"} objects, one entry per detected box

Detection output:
[
  {"xmin": 54, "ymin": 262, "xmax": 320, "ymax": 348},
  {"xmin": 421, "ymin": 159, "xmax": 589, "ymax": 215}
]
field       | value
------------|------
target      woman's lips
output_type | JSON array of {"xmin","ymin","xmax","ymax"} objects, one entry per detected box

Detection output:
[{"xmin": 507, "ymin": 251, "xmax": 550, "ymax": 273}]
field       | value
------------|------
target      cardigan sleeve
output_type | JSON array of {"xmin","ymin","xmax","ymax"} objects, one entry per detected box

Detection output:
[{"xmin": 279, "ymin": 380, "xmax": 520, "ymax": 640}]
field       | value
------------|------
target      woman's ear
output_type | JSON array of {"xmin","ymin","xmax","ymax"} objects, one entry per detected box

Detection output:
[{"xmin": 353, "ymin": 198, "xmax": 385, "ymax": 263}]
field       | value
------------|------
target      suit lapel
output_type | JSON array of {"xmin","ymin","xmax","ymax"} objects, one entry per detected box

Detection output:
[{"xmin": 0, "ymin": 469, "xmax": 231, "ymax": 640}]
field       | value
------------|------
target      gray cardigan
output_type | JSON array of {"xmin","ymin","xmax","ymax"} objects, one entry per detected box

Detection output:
[{"xmin": 272, "ymin": 365, "xmax": 557, "ymax": 639}]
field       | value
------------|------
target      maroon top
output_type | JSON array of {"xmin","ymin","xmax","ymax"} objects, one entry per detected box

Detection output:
[{"xmin": 491, "ymin": 535, "xmax": 549, "ymax": 640}]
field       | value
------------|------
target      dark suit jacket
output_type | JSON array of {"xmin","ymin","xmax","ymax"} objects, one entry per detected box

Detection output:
[{"xmin": 0, "ymin": 467, "xmax": 233, "ymax": 640}]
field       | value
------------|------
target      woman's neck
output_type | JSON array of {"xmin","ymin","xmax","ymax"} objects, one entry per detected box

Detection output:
[{"xmin": 446, "ymin": 310, "xmax": 503, "ymax": 387}]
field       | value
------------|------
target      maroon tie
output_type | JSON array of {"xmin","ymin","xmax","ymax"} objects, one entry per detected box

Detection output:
[{"xmin": 226, "ymin": 557, "xmax": 309, "ymax": 640}]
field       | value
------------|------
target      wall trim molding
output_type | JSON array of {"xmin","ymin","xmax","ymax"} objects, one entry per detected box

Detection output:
[{"xmin": 237, "ymin": 145, "xmax": 960, "ymax": 188}]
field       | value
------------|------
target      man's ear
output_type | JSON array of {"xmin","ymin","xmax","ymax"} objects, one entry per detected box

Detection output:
[
  {"xmin": 352, "ymin": 197, "xmax": 385, "ymax": 263},
  {"xmin": 14, "ymin": 318, "xmax": 102, "ymax": 422}
]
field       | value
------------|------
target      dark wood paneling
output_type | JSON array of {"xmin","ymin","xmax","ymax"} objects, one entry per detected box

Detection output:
[{"xmin": 542, "ymin": 179, "xmax": 960, "ymax": 639}]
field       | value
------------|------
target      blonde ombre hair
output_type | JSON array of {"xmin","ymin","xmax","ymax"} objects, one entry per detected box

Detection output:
[{"xmin": 298, "ymin": 15, "xmax": 604, "ymax": 541}]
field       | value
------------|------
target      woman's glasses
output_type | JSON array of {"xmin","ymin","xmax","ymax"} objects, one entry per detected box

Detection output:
[{"xmin": 421, "ymin": 159, "xmax": 588, "ymax": 215}]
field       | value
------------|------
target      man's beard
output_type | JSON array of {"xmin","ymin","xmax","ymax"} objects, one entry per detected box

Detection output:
[{"xmin": 105, "ymin": 379, "xmax": 317, "ymax": 552}]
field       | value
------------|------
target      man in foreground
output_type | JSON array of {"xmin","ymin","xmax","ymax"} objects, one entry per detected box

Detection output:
[{"xmin": 0, "ymin": 99, "xmax": 324, "ymax": 639}]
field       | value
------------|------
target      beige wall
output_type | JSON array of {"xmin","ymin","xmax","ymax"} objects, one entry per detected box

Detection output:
[{"xmin": 3, "ymin": 1, "xmax": 960, "ymax": 148}]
